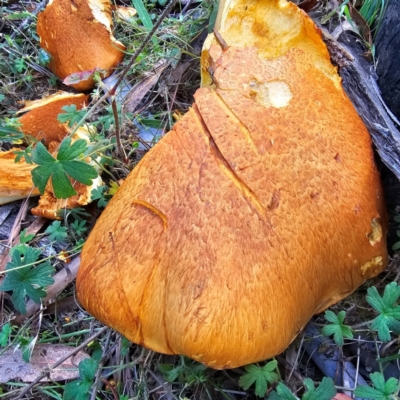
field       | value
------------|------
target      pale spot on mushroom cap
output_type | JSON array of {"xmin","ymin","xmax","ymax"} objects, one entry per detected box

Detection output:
[
  {"xmin": 361, "ymin": 256, "xmax": 384, "ymax": 277},
  {"xmin": 249, "ymin": 80, "xmax": 293, "ymax": 108},
  {"xmin": 368, "ymin": 217, "xmax": 383, "ymax": 246}
]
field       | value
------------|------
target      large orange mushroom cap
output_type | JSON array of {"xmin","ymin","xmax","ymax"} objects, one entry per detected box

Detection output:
[
  {"xmin": 77, "ymin": 0, "xmax": 388, "ymax": 368},
  {"xmin": 17, "ymin": 91, "xmax": 88, "ymax": 147},
  {"xmin": 37, "ymin": 0, "xmax": 126, "ymax": 91}
]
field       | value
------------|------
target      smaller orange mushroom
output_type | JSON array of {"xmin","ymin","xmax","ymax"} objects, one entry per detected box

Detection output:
[
  {"xmin": 31, "ymin": 126, "xmax": 103, "ymax": 220},
  {"xmin": 37, "ymin": 0, "xmax": 126, "ymax": 91},
  {"xmin": 17, "ymin": 92, "xmax": 88, "ymax": 147},
  {"xmin": 0, "ymin": 149, "xmax": 39, "ymax": 205}
]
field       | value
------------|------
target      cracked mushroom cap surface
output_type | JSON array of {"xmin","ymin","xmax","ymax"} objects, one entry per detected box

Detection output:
[
  {"xmin": 77, "ymin": 0, "xmax": 388, "ymax": 369},
  {"xmin": 37, "ymin": 0, "xmax": 125, "ymax": 91},
  {"xmin": 17, "ymin": 92, "xmax": 88, "ymax": 147},
  {"xmin": 0, "ymin": 149, "xmax": 39, "ymax": 205}
]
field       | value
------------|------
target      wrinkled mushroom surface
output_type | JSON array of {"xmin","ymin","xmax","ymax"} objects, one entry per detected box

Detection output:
[
  {"xmin": 37, "ymin": 0, "xmax": 125, "ymax": 91},
  {"xmin": 0, "ymin": 149, "xmax": 39, "ymax": 205},
  {"xmin": 17, "ymin": 92, "xmax": 88, "ymax": 147},
  {"xmin": 77, "ymin": 0, "xmax": 388, "ymax": 368}
]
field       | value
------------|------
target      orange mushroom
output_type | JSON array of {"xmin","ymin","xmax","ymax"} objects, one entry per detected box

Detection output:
[
  {"xmin": 77, "ymin": 0, "xmax": 387, "ymax": 368},
  {"xmin": 30, "ymin": 126, "xmax": 103, "ymax": 220},
  {"xmin": 2, "ymin": 94, "xmax": 101, "ymax": 218},
  {"xmin": 0, "ymin": 149, "xmax": 39, "ymax": 205},
  {"xmin": 17, "ymin": 91, "xmax": 88, "ymax": 147},
  {"xmin": 37, "ymin": 0, "xmax": 126, "ymax": 91}
]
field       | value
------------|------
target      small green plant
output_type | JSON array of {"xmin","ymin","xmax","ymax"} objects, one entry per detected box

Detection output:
[
  {"xmin": 0, "ymin": 245, "xmax": 55, "ymax": 314},
  {"xmin": 0, "ymin": 120, "xmax": 25, "ymax": 142},
  {"xmin": 45, "ymin": 221, "xmax": 68, "ymax": 243},
  {"xmin": 269, "ymin": 377, "xmax": 336, "ymax": 400},
  {"xmin": 238, "ymin": 360, "xmax": 279, "ymax": 397},
  {"xmin": 91, "ymin": 185, "xmax": 112, "ymax": 208},
  {"xmin": 366, "ymin": 282, "xmax": 400, "ymax": 342},
  {"xmin": 31, "ymin": 137, "xmax": 98, "ymax": 199},
  {"xmin": 158, "ymin": 356, "xmax": 208, "ymax": 385},
  {"xmin": 359, "ymin": 0, "xmax": 387, "ymax": 37},
  {"xmin": 19, "ymin": 228, "xmax": 35, "ymax": 244},
  {"xmin": 0, "ymin": 323, "xmax": 11, "ymax": 347},
  {"xmin": 64, "ymin": 348, "xmax": 102, "ymax": 400},
  {"xmin": 322, "ymin": 310, "xmax": 354, "ymax": 346},
  {"xmin": 14, "ymin": 58, "xmax": 27, "ymax": 73},
  {"xmin": 70, "ymin": 220, "xmax": 88, "ymax": 237},
  {"xmin": 57, "ymin": 105, "xmax": 87, "ymax": 128},
  {"xmin": 354, "ymin": 372, "xmax": 400, "ymax": 399}
]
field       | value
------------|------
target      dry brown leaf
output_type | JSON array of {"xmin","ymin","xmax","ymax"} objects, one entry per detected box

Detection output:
[
  {"xmin": 0, "ymin": 344, "xmax": 89, "ymax": 383},
  {"xmin": 124, "ymin": 60, "xmax": 169, "ymax": 112},
  {"xmin": 115, "ymin": 5, "xmax": 137, "ymax": 21},
  {"xmin": 14, "ymin": 257, "xmax": 81, "ymax": 323}
]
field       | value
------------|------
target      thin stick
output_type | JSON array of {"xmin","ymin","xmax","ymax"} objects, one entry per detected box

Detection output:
[
  {"xmin": 111, "ymin": 97, "xmax": 127, "ymax": 162},
  {"xmin": 14, "ymin": 326, "xmax": 108, "ymax": 400},
  {"xmin": 111, "ymin": 0, "xmax": 180, "ymax": 94}
]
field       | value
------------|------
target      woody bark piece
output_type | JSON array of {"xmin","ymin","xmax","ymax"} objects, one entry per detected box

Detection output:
[
  {"xmin": 375, "ymin": 0, "xmax": 400, "ymax": 120},
  {"xmin": 338, "ymin": 34, "xmax": 400, "ymax": 181}
]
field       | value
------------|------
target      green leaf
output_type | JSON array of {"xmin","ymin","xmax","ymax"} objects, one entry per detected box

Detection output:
[
  {"xmin": 239, "ymin": 361, "xmax": 278, "ymax": 397},
  {"xmin": 63, "ymin": 354, "xmax": 99, "ymax": 400},
  {"xmin": 79, "ymin": 358, "xmax": 98, "ymax": 381},
  {"xmin": 14, "ymin": 145, "xmax": 34, "ymax": 164},
  {"xmin": 57, "ymin": 105, "xmax": 86, "ymax": 128},
  {"xmin": 303, "ymin": 377, "xmax": 336, "ymax": 400},
  {"xmin": 52, "ymin": 163, "xmax": 77, "ymax": 198},
  {"xmin": 57, "ymin": 138, "xmax": 86, "ymax": 160},
  {"xmin": 19, "ymin": 229, "xmax": 35, "ymax": 244},
  {"xmin": 0, "ymin": 123, "xmax": 25, "ymax": 142},
  {"xmin": 269, "ymin": 382, "xmax": 297, "ymax": 400},
  {"xmin": 71, "ymin": 220, "xmax": 87, "ymax": 236},
  {"xmin": 322, "ymin": 310, "xmax": 353, "ymax": 346},
  {"xmin": 91, "ymin": 186, "xmax": 110, "ymax": 208},
  {"xmin": 158, "ymin": 364, "xmax": 182, "ymax": 383},
  {"xmin": 14, "ymin": 58, "xmax": 26, "ymax": 73},
  {"xmin": 367, "ymin": 283, "xmax": 400, "ymax": 342},
  {"xmin": 45, "ymin": 221, "xmax": 68, "ymax": 243},
  {"xmin": 31, "ymin": 138, "xmax": 98, "ymax": 199},
  {"xmin": 0, "ymin": 246, "xmax": 54, "ymax": 314},
  {"xmin": 132, "ymin": 0, "xmax": 153, "ymax": 30},
  {"xmin": 31, "ymin": 142, "xmax": 55, "ymax": 165},
  {"xmin": 38, "ymin": 49, "xmax": 51, "ymax": 66},
  {"xmin": 0, "ymin": 323, "xmax": 11, "ymax": 347},
  {"xmin": 354, "ymin": 372, "xmax": 400, "ymax": 399},
  {"xmin": 61, "ymin": 161, "xmax": 98, "ymax": 185}
]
